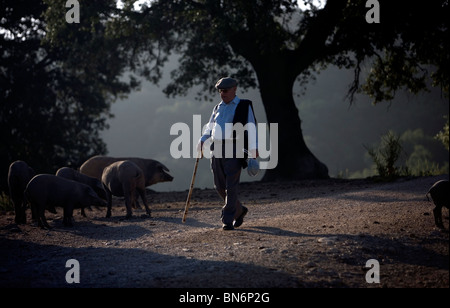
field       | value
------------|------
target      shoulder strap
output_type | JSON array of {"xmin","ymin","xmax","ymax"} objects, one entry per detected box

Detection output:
[{"xmin": 232, "ymin": 99, "xmax": 257, "ymax": 165}]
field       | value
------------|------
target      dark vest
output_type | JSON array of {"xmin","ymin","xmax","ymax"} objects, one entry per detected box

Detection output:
[
  {"xmin": 232, "ymin": 99, "xmax": 255, "ymax": 126},
  {"xmin": 232, "ymin": 99, "xmax": 256, "ymax": 143},
  {"xmin": 211, "ymin": 99, "xmax": 257, "ymax": 168},
  {"xmin": 233, "ymin": 99, "xmax": 256, "ymax": 167}
]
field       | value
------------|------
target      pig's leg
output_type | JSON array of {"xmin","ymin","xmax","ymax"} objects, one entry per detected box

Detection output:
[
  {"xmin": 13, "ymin": 195, "xmax": 26, "ymax": 224},
  {"xmin": 124, "ymin": 195, "xmax": 133, "ymax": 219},
  {"xmin": 132, "ymin": 191, "xmax": 142, "ymax": 209},
  {"xmin": 63, "ymin": 205, "xmax": 74, "ymax": 227},
  {"xmin": 433, "ymin": 206, "xmax": 444, "ymax": 229},
  {"xmin": 104, "ymin": 186, "xmax": 113, "ymax": 218},
  {"xmin": 137, "ymin": 187, "xmax": 151, "ymax": 217},
  {"xmin": 30, "ymin": 202, "xmax": 38, "ymax": 224},
  {"xmin": 39, "ymin": 205, "xmax": 51, "ymax": 229},
  {"xmin": 123, "ymin": 184, "xmax": 133, "ymax": 219}
]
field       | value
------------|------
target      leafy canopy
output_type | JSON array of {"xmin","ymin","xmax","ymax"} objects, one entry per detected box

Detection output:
[
  {"xmin": 0, "ymin": 0, "xmax": 137, "ymax": 192},
  {"xmin": 111, "ymin": 0, "xmax": 448, "ymax": 103}
]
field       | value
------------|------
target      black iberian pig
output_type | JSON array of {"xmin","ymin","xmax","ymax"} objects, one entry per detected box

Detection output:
[
  {"xmin": 426, "ymin": 179, "xmax": 449, "ymax": 229},
  {"xmin": 7, "ymin": 160, "xmax": 36, "ymax": 224},
  {"xmin": 25, "ymin": 174, "xmax": 107, "ymax": 229},
  {"xmin": 56, "ymin": 167, "xmax": 106, "ymax": 200}
]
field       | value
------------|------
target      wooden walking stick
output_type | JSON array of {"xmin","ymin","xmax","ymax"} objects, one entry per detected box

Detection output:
[{"xmin": 182, "ymin": 154, "xmax": 200, "ymax": 223}]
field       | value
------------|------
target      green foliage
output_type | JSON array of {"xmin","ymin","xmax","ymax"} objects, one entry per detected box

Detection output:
[
  {"xmin": 0, "ymin": 0, "xmax": 138, "ymax": 192},
  {"xmin": 402, "ymin": 129, "xmax": 449, "ymax": 176},
  {"xmin": 364, "ymin": 131, "xmax": 408, "ymax": 179},
  {"xmin": 349, "ymin": 1, "xmax": 449, "ymax": 104},
  {"xmin": 434, "ymin": 116, "xmax": 449, "ymax": 151},
  {"xmin": 98, "ymin": 1, "xmax": 450, "ymax": 103},
  {"xmin": 363, "ymin": 129, "xmax": 448, "ymax": 180},
  {"xmin": 0, "ymin": 192, "xmax": 12, "ymax": 212}
]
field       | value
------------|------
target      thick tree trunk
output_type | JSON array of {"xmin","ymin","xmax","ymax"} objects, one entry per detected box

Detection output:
[{"xmin": 254, "ymin": 62, "xmax": 329, "ymax": 182}]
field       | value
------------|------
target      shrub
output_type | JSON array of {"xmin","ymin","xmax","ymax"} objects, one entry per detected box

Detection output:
[
  {"xmin": 0, "ymin": 192, "xmax": 13, "ymax": 212},
  {"xmin": 364, "ymin": 131, "xmax": 408, "ymax": 179}
]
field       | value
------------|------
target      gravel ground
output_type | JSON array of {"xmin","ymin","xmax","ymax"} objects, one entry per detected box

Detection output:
[{"xmin": 0, "ymin": 175, "xmax": 448, "ymax": 289}]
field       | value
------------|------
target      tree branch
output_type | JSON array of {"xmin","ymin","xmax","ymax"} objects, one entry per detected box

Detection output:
[{"xmin": 293, "ymin": 0, "xmax": 348, "ymax": 71}]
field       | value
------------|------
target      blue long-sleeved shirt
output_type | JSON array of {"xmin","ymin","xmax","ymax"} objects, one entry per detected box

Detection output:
[{"xmin": 199, "ymin": 96, "xmax": 258, "ymax": 151}]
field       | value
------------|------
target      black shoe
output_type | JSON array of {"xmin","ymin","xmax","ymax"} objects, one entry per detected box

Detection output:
[
  {"xmin": 234, "ymin": 206, "xmax": 248, "ymax": 228},
  {"xmin": 222, "ymin": 223, "xmax": 234, "ymax": 231}
]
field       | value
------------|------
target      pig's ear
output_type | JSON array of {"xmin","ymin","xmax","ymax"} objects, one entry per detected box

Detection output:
[{"xmin": 160, "ymin": 164, "xmax": 170, "ymax": 172}]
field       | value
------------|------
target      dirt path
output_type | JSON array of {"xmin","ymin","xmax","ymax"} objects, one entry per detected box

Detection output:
[{"xmin": 0, "ymin": 176, "xmax": 448, "ymax": 289}]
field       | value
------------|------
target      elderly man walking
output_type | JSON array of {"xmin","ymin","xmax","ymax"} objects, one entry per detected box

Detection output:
[{"xmin": 198, "ymin": 77, "xmax": 259, "ymax": 230}]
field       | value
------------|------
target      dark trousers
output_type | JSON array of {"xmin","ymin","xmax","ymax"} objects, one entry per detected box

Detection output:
[{"xmin": 211, "ymin": 156, "xmax": 244, "ymax": 225}]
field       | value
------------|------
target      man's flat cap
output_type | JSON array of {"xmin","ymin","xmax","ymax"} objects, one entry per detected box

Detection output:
[{"xmin": 215, "ymin": 77, "xmax": 237, "ymax": 89}]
